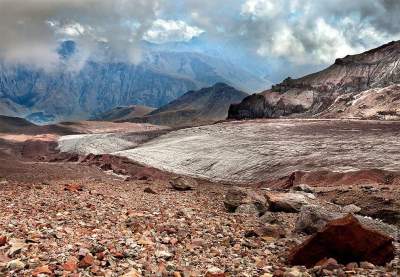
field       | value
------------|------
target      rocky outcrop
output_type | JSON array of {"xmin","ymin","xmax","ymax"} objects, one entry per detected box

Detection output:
[
  {"xmin": 289, "ymin": 215, "xmax": 395, "ymax": 267},
  {"xmin": 229, "ymin": 40, "xmax": 400, "ymax": 120}
]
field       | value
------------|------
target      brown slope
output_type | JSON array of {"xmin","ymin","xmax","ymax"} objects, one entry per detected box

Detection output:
[
  {"xmin": 94, "ymin": 105, "xmax": 155, "ymax": 122},
  {"xmin": 122, "ymin": 83, "xmax": 248, "ymax": 127}
]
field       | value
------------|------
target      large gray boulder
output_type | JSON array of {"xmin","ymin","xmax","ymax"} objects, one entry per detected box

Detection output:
[
  {"xmin": 266, "ymin": 192, "xmax": 311, "ymax": 213},
  {"xmin": 224, "ymin": 187, "xmax": 267, "ymax": 215},
  {"xmin": 295, "ymin": 204, "xmax": 399, "ymax": 239}
]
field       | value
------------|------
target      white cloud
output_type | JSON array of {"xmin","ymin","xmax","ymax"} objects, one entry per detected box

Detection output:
[
  {"xmin": 143, "ymin": 19, "xmax": 204, "ymax": 44},
  {"xmin": 241, "ymin": 0, "xmax": 282, "ymax": 18}
]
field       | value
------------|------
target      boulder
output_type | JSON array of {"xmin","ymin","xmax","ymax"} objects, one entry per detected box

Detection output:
[
  {"xmin": 259, "ymin": 224, "xmax": 287, "ymax": 239},
  {"xmin": 236, "ymin": 204, "xmax": 260, "ymax": 215},
  {"xmin": 289, "ymin": 215, "xmax": 395, "ymax": 267},
  {"xmin": 295, "ymin": 204, "xmax": 399, "ymax": 239},
  {"xmin": 295, "ymin": 205, "xmax": 340, "ymax": 234},
  {"xmin": 170, "ymin": 177, "xmax": 195, "ymax": 191},
  {"xmin": 292, "ymin": 184, "xmax": 314, "ymax": 193},
  {"xmin": 266, "ymin": 192, "xmax": 310, "ymax": 213},
  {"xmin": 342, "ymin": 204, "xmax": 361, "ymax": 214},
  {"xmin": 224, "ymin": 187, "xmax": 267, "ymax": 215}
]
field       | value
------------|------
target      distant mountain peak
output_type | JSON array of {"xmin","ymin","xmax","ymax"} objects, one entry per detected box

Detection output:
[
  {"xmin": 212, "ymin": 82, "xmax": 231, "ymax": 89},
  {"xmin": 57, "ymin": 40, "xmax": 77, "ymax": 60}
]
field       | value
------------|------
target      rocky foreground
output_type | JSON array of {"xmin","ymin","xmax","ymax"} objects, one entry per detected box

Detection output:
[
  {"xmin": 2, "ymin": 118, "xmax": 400, "ymax": 276},
  {"xmin": 2, "ymin": 165, "xmax": 400, "ymax": 276}
]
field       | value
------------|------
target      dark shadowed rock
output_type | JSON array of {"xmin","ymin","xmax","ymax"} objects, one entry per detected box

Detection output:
[
  {"xmin": 144, "ymin": 187, "xmax": 157, "ymax": 194},
  {"xmin": 289, "ymin": 215, "xmax": 395, "ymax": 267},
  {"xmin": 170, "ymin": 177, "xmax": 196, "ymax": 191},
  {"xmin": 224, "ymin": 187, "xmax": 267, "ymax": 215}
]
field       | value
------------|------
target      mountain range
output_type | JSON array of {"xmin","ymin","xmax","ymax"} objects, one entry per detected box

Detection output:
[
  {"xmin": 0, "ymin": 40, "xmax": 267, "ymax": 124},
  {"xmin": 229, "ymin": 41, "xmax": 400, "ymax": 120}
]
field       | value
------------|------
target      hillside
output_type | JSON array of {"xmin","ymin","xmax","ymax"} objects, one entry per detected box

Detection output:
[
  {"xmin": 229, "ymin": 41, "xmax": 400, "ymax": 120},
  {"xmin": 126, "ymin": 83, "xmax": 248, "ymax": 127},
  {"xmin": 94, "ymin": 105, "xmax": 155, "ymax": 122},
  {"xmin": 0, "ymin": 115, "xmax": 77, "ymax": 135}
]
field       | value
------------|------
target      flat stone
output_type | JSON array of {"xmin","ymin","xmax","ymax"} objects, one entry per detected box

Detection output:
[{"xmin": 266, "ymin": 192, "xmax": 309, "ymax": 213}]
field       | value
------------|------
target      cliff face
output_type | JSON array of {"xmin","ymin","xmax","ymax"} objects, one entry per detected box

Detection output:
[
  {"xmin": 229, "ymin": 41, "xmax": 400, "ymax": 120},
  {"xmin": 0, "ymin": 41, "xmax": 267, "ymax": 124}
]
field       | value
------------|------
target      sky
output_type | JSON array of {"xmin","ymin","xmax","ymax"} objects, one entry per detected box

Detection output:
[{"xmin": 1, "ymin": 0, "xmax": 400, "ymax": 83}]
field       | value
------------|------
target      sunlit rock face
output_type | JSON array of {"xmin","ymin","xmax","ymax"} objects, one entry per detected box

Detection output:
[{"xmin": 229, "ymin": 41, "xmax": 400, "ymax": 120}]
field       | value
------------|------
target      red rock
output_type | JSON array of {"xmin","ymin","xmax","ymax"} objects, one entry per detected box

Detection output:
[
  {"xmin": 78, "ymin": 254, "xmax": 94, "ymax": 268},
  {"xmin": 62, "ymin": 257, "xmax": 78, "ymax": 272},
  {"xmin": 0, "ymin": 236, "xmax": 7, "ymax": 246},
  {"xmin": 288, "ymin": 214, "xmax": 395, "ymax": 267},
  {"xmin": 32, "ymin": 265, "xmax": 52, "ymax": 276},
  {"xmin": 96, "ymin": 251, "xmax": 105, "ymax": 260},
  {"xmin": 64, "ymin": 183, "xmax": 83, "ymax": 192},
  {"xmin": 315, "ymin": 258, "xmax": 340, "ymax": 270}
]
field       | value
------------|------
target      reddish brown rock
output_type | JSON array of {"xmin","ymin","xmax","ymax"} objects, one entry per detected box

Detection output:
[
  {"xmin": 0, "ymin": 235, "xmax": 7, "ymax": 246},
  {"xmin": 78, "ymin": 254, "xmax": 94, "ymax": 268},
  {"xmin": 64, "ymin": 183, "xmax": 83, "ymax": 192},
  {"xmin": 63, "ymin": 257, "xmax": 78, "ymax": 272},
  {"xmin": 315, "ymin": 258, "xmax": 340, "ymax": 270},
  {"xmin": 32, "ymin": 265, "xmax": 52, "ymax": 276},
  {"xmin": 288, "ymin": 214, "xmax": 394, "ymax": 267}
]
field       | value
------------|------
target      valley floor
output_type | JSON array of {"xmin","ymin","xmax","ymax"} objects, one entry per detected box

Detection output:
[{"xmin": 1, "ymin": 119, "xmax": 400, "ymax": 276}]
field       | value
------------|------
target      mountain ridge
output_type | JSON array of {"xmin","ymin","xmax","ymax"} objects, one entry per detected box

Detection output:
[
  {"xmin": 229, "ymin": 40, "xmax": 400, "ymax": 120},
  {"xmin": 124, "ymin": 83, "xmax": 248, "ymax": 127}
]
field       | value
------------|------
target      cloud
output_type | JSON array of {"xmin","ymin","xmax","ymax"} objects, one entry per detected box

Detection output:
[
  {"xmin": 237, "ymin": 0, "xmax": 400, "ymax": 69},
  {"xmin": 1, "ymin": 0, "xmax": 400, "ymax": 79},
  {"xmin": 0, "ymin": 0, "xmax": 162, "ymax": 68},
  {"xmin": 143, "ymin": 19, "xmax": 204, "ymax": 44}
]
